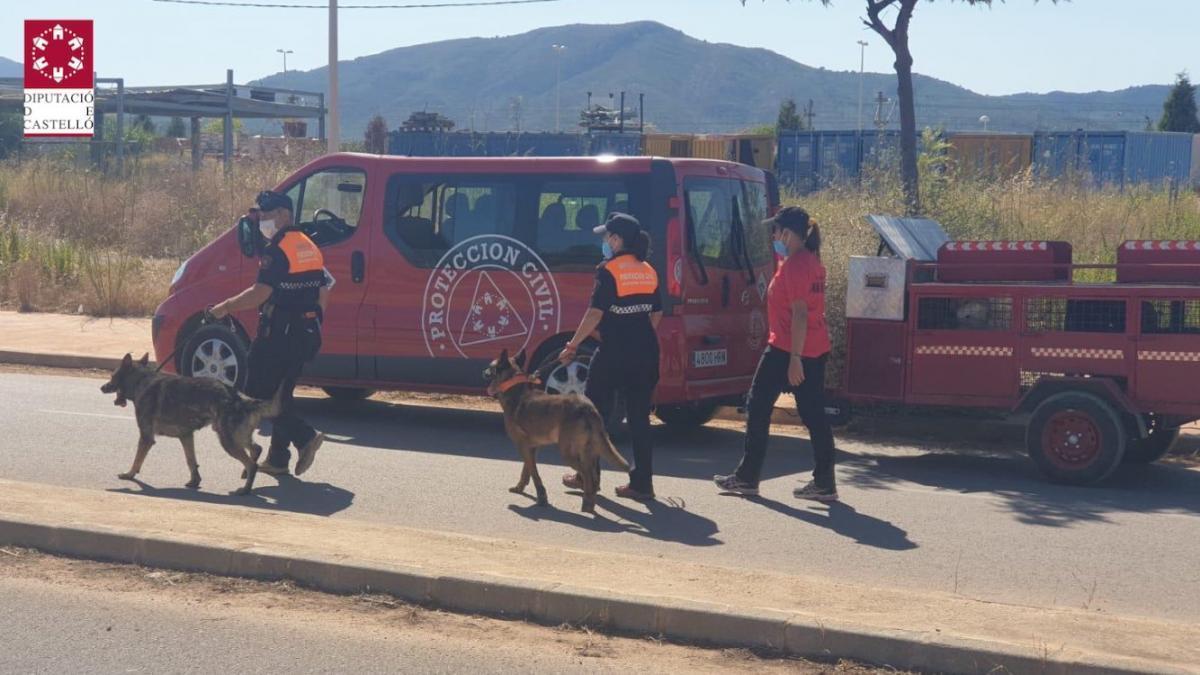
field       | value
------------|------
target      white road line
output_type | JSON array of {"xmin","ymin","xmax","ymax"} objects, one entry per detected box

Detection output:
[{"xmin": 37, "ymin": 409, "xmax": 132, "ymax": 421}]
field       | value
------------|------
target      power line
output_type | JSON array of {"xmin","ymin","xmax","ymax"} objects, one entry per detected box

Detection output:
[{"xmin": 152, "ymin": 0, "xmax": 564, "ymax": 7}]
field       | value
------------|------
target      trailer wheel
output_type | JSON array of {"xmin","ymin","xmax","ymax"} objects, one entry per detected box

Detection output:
[
  {"xmin": 1027, "ymin": 392, "xmax": 1126, "ymax": 485},
  {"xmin": 1123, "ymin": 415, "xmax": 1180, "ymax": 465}
]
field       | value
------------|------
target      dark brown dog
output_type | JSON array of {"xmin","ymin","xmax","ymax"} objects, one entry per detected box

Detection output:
[
  {"xmin": 484, "ymin": 348, "xmax": 630, "ymax": 513},
  {"xmin": 100, "ymin": 353, "xmax": 281, "ymax": 495}
]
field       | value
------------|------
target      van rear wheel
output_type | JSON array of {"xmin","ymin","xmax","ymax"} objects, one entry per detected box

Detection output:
[
  {"xmin": 534, "ymin": 342, "xmax": 625, "ymax": 437},
  {"xmin": 1027, "ymin": 392, "xmax": 1125, "ymax": 485},
  {"xmin": 181, "ymin": 324, "xmax": 248, "ymax": 389},
  {"xmin": 655, "ymin": 401, "xmax": 718, "ymax": 430}
]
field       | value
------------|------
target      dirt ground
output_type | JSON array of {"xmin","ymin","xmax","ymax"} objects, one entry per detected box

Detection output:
[{"xmin": 0, "ymin": 547, "xmax": 898, "ymax": 674}]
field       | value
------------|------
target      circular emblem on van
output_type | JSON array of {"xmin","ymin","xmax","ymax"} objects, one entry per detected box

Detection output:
[{"xmin": 422, "ymin": 235, "xmax": 561, "ymax": 358}]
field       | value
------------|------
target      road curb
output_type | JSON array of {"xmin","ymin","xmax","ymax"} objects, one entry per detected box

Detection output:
[
  {"xmin": 0, "ymin": 350, "xmax": 140, "ymax": 371},
  {"xmin": 0, "ymin": 515, "xmax": 1167, "ymax": 675}
]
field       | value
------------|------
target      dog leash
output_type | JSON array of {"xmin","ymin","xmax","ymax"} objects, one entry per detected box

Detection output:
[{"xmin": 153, "ymin": 308, "xmax": 226, "ymax": 373}]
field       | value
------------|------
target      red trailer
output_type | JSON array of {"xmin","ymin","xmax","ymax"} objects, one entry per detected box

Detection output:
[{"xmin": 839, "ymin": 216, "xmax": 1200, "ymax": 485}]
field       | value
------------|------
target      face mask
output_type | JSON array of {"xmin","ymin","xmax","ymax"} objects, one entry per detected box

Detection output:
[
  {"xmin": 773, "ymin": 239, "xmax": 789, "ymax": 258},
  {"xmin": 259, "ymin": 219, "xmax": 277, "ymax": 240},
  {"xmin": 601, "ymin": 239, "xmax": 614, "ymax": 259}
]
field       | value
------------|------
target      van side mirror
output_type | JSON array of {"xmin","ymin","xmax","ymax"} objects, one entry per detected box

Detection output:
[{"xmin": 236, "ymin": 217, "xmax": 259, "ymax": 258}]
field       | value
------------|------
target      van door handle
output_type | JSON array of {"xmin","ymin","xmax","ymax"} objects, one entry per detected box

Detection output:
[
  {"xmin": 351, "ymin": 251, "xmax": 365, "ymax": 283},
  {"xmin": 702, "ymin": 335, "xmax": 724, "ymax": 345},
  {"xmin": 720, "ymin": 276, "xmax": 731, "ymax": 307}
]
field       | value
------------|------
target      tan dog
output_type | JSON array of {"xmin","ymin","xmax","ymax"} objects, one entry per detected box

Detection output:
[{"xmin": 484, "ymin": 349, "xmax": 630, "ymax": 513}]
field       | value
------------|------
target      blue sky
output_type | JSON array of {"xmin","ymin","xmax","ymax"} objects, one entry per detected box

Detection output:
[{"xmin": 3, "ymin": 0, "xmax": 1197, "ymax": 94}]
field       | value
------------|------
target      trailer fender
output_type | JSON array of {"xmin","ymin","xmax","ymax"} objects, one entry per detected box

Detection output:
[{"xmin": 1013, "ymin": 377, "xmax": 1146, "ymax": 439}]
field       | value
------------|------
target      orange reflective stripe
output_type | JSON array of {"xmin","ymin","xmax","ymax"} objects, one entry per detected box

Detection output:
[
  {"xmin": 278, "ymin": 232, "xmax": 324, "ymax": 273},
  {"xmin": 604, "ymin": 257, "xmax": 658, "ymax": 297}
]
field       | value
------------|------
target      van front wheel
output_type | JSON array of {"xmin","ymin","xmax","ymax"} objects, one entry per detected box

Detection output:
[{"xmin": 655, "ymin": 401, "xmax": 719, "ymax": 430}]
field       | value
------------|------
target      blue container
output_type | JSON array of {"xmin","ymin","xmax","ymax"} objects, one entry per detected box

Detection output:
[
  {"xmin": 776, "ymin": 130, "xmax": 910, "ymax": 192},
  {"xmin": 776, "ymin": 132, "xmax": 817, "ymax": 192},
  {"xmin": 1033, "ymin": 131, "xmax": 1193, "ymax": 187},
  {"xmin": 588, "ymin": 132, "xmax": 642, "ymax": 156}
]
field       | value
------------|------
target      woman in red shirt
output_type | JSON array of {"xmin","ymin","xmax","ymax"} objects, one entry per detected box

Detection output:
[{"xmin": 714, "ymin": 206, "xmax": 838, "ymax": 502}]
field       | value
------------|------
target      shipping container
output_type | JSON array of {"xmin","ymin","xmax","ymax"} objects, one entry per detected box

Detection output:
[
  {"xmin": 642, "ymin": 133, "xmax": 693, "ymax": 157},
  {"xmin": 776, "ymin": 130, "xmax": 906, "ymax": 192},
  {"xmin": 1032, "ymin": 131, "xmax": 1193, "ymax": 188},
  {"xmin": 946, "ymin": 133, "xmax": 1033, "ymax": 178},
  {"xmin": 1192, "ymin": 134, "xmax": 1200, "ymax": 187},
  {"xmin": 731, "ymin": 135, "xmax": 776, "ymax": 169},
  {"xmin": 691, "ymin": 135, "xmax": 732, "ymax": 161}
]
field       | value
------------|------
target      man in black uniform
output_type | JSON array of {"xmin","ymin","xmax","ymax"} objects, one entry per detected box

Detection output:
[
  {"xmin": 559, "ymin": 213, "xmax": 662, "ymax": 500},
  {"xmin": 211, "ymin": 190, "xmax": 328, "ymax": 477}
]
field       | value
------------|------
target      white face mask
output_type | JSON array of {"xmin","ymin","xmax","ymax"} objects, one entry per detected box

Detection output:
[{"xmin": 259, "ymin": 219, "xmax": 277, "ymax": 240}]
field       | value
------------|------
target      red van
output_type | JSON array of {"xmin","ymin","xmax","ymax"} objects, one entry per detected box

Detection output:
[{"xmin": 154, "ymin": 154, "xmax": 779, "ymax": 428}]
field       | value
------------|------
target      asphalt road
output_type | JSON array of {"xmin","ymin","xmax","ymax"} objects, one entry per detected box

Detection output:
[{"xmin": 2, "ymin": 371, "xmax": 1199, "ymax": 624}]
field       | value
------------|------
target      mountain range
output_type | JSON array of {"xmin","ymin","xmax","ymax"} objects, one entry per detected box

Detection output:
[{"xmin": 253, "ymin": 22, "xmax": 1172, "ymax": 138}]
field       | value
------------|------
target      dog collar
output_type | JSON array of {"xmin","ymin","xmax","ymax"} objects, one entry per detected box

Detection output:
[{"xmin": 496, "ymin": 373, "xmax": 539, "ymax": 394}]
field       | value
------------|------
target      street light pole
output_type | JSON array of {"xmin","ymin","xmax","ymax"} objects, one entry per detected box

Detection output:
[
  {"xmin": 277, "ymin": 48, "xmax": 293, "ymax": 74},
  {"xmin": 327, "ymin": 0, "xmax": 339, "ymax": 154},
  {"xmin": 856, "ymin": 40, "xmax": 868, "ymax": 134},
  {"xmin": 552, "ymin": 44, "xmax": 567, "ymax": 133}
]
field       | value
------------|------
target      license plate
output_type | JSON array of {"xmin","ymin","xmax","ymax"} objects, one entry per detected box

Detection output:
[{"xmin": 693, "ymin": 349, "xmax": 728, "ymax": 368}]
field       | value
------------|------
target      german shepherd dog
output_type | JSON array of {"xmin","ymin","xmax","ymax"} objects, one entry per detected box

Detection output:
[
  {"xmin": 484, "ymin": 348, "xmax": 630, "ymax": 513},
  {"xmin": 100, "ymin": 353, "xmax": 282, "ymax": 496}
]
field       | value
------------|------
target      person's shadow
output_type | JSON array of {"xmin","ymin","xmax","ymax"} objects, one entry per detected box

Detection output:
[
  {"xmin": 735, "ymin": 495, "xmax": 917, "ymax": 551},
  {"xmin": 507, "ymin": 492, "xmax": 722, "ymax": 547},
  {"xmin": 109, "ymin": 474, "xmax": 355, "ymax": 517}
]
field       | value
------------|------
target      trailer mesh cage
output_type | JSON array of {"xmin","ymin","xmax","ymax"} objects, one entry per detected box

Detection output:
[
  {"xmin": 1141, "ymin": 300, "xmax": 1200, "ymax": 334},
  {"xmin": 917, "ymin": 296, "xmax": 1013, "ymax": 331},
  {"xmin": 1025, "ymin": 298, "xmax": 1127, "ymax": 334}
]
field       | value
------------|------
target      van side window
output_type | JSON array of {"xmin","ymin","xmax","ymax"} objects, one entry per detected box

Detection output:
[
  {"xmin": 684, "ymin": 178, "xmax": 739, "ymax": 269},
  {"xmin": 385, "ymin": 176, "xmax": 518, "ymax": 267},
  {"xmin": 739, "ymin": 180, "xmax": 772, "ymax": 267},
  {"xmin": 287, "ymin": 168, "xmax": 366, "ymax": 247},
  {"xmin": 1026, "ymin": 298, "xmax": 1126, "ymax": 334},
  {"xmin": 1141, "ymin": 300, "xmax": 1200, "ymax": 334},
  {"xmin": 535, "ymin": 179, "xmax": 629, "ymax": 269}
]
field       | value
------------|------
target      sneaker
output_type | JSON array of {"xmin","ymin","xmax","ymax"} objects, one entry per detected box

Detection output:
[
  {"xmin": 562, "ymin": 473, "xmax": 583, "ymax": 490},
  {"xmin": 713, "ymin": 474, "xmax": 759, "ymax": 496},
  {"xmin": 793, "ymin": 481, "xmax": 838, "ymax": 503},
  {"xmin": 295, "ymin": 432, "xmax": 325, "ymax": 477},
  {"xmin": 256, "ymin": 460, "xmax": 289, "ymax": 476},
  {"xmin": 615, "ymin": 484, "xmax": 655, "ymax": 501}
]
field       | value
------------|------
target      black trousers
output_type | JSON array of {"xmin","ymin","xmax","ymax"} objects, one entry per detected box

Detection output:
[
  {"xmin": 734, "ymin": 346, "xmax": 836, "ymax": 489},
  {"xmin": 243, "ymin": 313, "xmax": 320, "ymax": 468},
  {"xmin": 586, "ymin": 345, "xmax": 658, "ymax": 493}
]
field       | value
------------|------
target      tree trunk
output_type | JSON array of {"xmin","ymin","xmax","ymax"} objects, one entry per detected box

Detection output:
[{"xmin": 893, "ymin": 42, "xmax": 920, "ymax": 215}]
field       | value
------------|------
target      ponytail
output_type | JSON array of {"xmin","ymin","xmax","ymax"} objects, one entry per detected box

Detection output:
[
  {"xmin": 804, "ymin": 220, "xmax": 821, "ymax": 256},
  {"xmin": 631, "ymin": 230, "xmax": 651, "ymax": 261}
]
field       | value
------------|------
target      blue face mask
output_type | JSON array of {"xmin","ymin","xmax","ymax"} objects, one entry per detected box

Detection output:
[
  {"xmin": 773, "ymin": 239, "xmax": 788, "ymax": 257},
  {"xmin": 601, "ymin": 240, "xmax": 614, "ymax": 259}
]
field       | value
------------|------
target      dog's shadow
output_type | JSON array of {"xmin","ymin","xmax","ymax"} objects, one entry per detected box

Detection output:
[
  {"xmin": 507, "ymin": 493, "xmax": 722, "ymax": 547},
  {"xmin": 108, "ymin": 475, "xmax": 355, "ymax": 517}
]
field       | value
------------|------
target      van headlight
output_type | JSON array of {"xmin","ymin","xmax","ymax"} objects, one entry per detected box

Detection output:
[{"xmin": 171, "ymin": 259, "xmax": 189, "ymax": 287}]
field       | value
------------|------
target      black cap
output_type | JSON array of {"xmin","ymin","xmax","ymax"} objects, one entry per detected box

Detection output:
[
  {"xmin": 764, "ymin": 206, "xmax": 811, "ymax": 235},
  {"xmin": 593, "ymin": 212, "xmax": 641, "ymax": 241},
  {"xmin": 255, "ymin": 190, "xmax": 293, "ymax": 213}
]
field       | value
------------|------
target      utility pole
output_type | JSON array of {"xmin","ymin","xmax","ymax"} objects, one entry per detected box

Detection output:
[
  {"xmin": 277, "ymin": 48, "xmax": 293, "ymax": 74},
  {"xmin": 618, "ymin": 91, "xmax": 626, "ymax": 133},
  {"xmin": 327, "ymin": 0, "xmax": 339, "ymax": 154},
  {"xmin": 874, "ymin": 91, "xmax": 888, "ymax": 133},
  {"xmin": 856, "ymin": 40, "xmax": 868, "ymax": 134},
  {"xmin": 551, "ymin": 44, "xmax": 567, "ymax": 133},
  {"xmin": 804, "ymin": 99, "xmax": 815, "ymax": 130}
]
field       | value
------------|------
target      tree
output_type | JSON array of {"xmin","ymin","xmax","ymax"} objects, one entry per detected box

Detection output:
[
  {"xmin": 777, "ymin": 98, "xmax": 804, "ymax": 132},
  {"xmin": 1158, "ymin": 72, "xmax": 1200, "ymax": 133},
  {"xmin": 165, "ymin": 116, "xmax": 187, "ymax": 138},
  {"xmin": 364, "ymin": 114, "xmax": 389, "ymax": 153},
  {"xmin": 743, "ymin": 0, "xmax": 1056, "ymax": 215}
]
